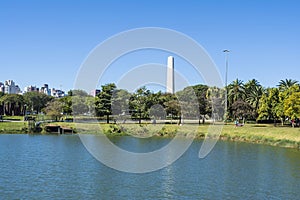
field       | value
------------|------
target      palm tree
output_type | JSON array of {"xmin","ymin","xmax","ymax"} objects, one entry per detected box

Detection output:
[
  {"xmin": 227, "ymin": 79, "xmax": 245, "ymax": 105},
  {"xmin": 226, "ymin": 79, "xmax": 246, "ymax": 119},
  {"xmin": 244, "ymin": 79, "xmax": 263, "ymax": 116},
  {"xmin": 277, "ymin": 79, "xmax": 298, "ymax": 91}
]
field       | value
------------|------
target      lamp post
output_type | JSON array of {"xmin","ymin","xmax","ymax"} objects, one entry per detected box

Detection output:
[{"xmin": 223, "ymin": 49, "xmax": 230, "ymax": 123}]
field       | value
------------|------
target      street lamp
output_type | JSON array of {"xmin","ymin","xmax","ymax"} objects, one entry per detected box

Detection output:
[{"xmin": 223, "ymin": 49, "xmax": 230, "ymax": 123}]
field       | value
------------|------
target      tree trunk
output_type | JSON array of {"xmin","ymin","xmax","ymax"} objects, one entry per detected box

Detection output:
[
  {"xmin": 106, "ymin": 114, "xmax": 110, "ymax": 124},
  {"xmin": 139, "ymin": 111, "xmax": 141, "ymax": 124}
]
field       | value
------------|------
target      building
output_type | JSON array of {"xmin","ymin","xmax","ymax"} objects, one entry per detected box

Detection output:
[
  {"xmin": 166, "ymin": 56, "xmax": 174, "ymax": 94},
  {"xmin": 3, "ymin": 80, "xmax": 22, "ymax": 94},
  {"xmin": 51, "ymin": 88, "xmax": 65, "ymax": 98},
  {"xmin": 15, "ymin": 85, "xmax": 21, "ymax": 94},
  {"xmin": 0, "ymin": 82, "xmax": 4, "ymax": 93},
  {"xmin": 23, "ymin": 85, "xmax": 39, "ymax": 93},
  {"xmin": 90, "ymin": 89, "xmax": 100, "ymax": 97},
  {"xmin": 40, "ymin": 84, "xmax": 51, "ymax": 96}
]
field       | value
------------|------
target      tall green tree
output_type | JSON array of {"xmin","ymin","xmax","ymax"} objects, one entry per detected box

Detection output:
[
  {"xmin": 193, "ymin": 84, "xmax": 210, "ymax": 123},
  {"xmin": 72, "ymin": 96, "xmax": 89, "ymax": 115},
  {"xmin": 231, "ymin": 100, "xmax": 253, "ymax": 123},
  {"xmin": 43, "ymin": 100, "xmax": 63, "ymax": 121},
  {"xmin": 244, "ymin": 79, "xmax": 263, "ymax": 118},
  {"xmin": 176, "ymin": 86, "xmax": 199, "ymax": 120},
  {"xmin": 277, "ymin": 79, "xmax": 299, "ymax": 91},
  {"xmin": 257, "ymin": 88, "xmax": 280, "ymax": 125},
  {"xmin": 0, "ymin": 94, "xmax": 24, "ymax": 116},
  {"xmin": 95, "ymin": 83, "xmax": 116, "ymax": 123},
  {"xmin": 284, "ymin": 92, "xmax": 300, "ymax": 120},
  {"xmin": 23, "ymin": 92, "xmax": 53, "ymax": 114},
  {"xmin": 129, "ymin": 86, "xmax": 152, "ymax": 123},
  {"xmin": 59, "ymin": 96, "xmax": 72, "ymax": 115},
  {"xmin": 227, "ymin": 79, "xmax": 245, "ymax": 105},
  {"xmin": 206, "ymin": 87, "xmax": 226, "ymax": 121},
  {"xmin": 111, "ymin": 89, "xmax": 131, "ymax": 115}
]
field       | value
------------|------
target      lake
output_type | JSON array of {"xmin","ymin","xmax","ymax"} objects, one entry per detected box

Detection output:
[{"xmin": 0, "ymin": 134, "xmax": 300, "ymax": 199}]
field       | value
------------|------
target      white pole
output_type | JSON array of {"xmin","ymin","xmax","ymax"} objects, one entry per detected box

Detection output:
[{"xmin": 223, "ymin": 50, "xmax": 230, "ymax": 122}]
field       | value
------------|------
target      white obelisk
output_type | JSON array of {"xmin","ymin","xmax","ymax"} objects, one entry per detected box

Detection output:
[{"xmin": 166, "ymin": 56, "xmax": 174, "ymax": 94}]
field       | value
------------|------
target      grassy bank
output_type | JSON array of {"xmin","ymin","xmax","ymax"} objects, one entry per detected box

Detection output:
[
  {"xmin": 45, "ymin": 122, "xmax": 300, "ymax": 149},
  {"xmin": 1, "ymin": 121, "xmax": 300, "ymax": 149},
  {"xmin": 218, "ymin": 124, "xmax": 300, "ymax": 149},
  {"xmin": 0, "ymin": 121, "xmax": 28, "ymax": 133}
]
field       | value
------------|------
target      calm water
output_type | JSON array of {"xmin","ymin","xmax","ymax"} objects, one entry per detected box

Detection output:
[{"xmin": 0, "ymin": 134, "xmax": 300, "ymax": 199}]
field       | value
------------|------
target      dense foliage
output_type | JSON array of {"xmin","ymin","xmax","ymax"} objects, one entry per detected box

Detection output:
[{"xmin": 0, "ymin": 79, "xmax": 299, "ymax": 126}]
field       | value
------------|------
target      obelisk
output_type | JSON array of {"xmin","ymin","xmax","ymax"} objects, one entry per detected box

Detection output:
[{"xmin": 166, "ymin": 56, "xmax": 174, "ymax": 94}]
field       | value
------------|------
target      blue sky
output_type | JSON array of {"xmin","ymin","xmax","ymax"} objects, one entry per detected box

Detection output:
[{"xmin": 0, "ymin": 0, "xmax": 299, "ymax": 92}]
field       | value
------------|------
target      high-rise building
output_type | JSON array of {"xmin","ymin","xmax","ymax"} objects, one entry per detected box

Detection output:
[
  {"xmin": 166, "ymin": 56, "xmax": 174, "ymax": 94},
  {"xmin": 23, "ymin": 85, "xmax": 39, "ymax": 93},
  {"xmin": 0, "ymin": 82, "xmax": 4, "ymax": 93},
  {"xmin": 51, "ymin": 88, "xmax": 65, "ymax": 98},
  {"xmin": 40, "ymin": 84, "xmax": 51, "ymax": 95},
  {"xmin": 3, "ymin": 80, "xmax": 21, "ymax": 94}
]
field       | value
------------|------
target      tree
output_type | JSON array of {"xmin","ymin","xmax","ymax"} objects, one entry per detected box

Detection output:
[
  {"xmin": 43, "ymin": 100, "xmax": 63, "ymax": 121},
  {"xmin": 192, "ymin": 84, "xmax": 210, "ymax": 123},
  {"xmin": 227, "ymin": 79, "xmax": 245, "ymax": 105},
  {"xmin": 0, "ymin": 92, "xmax": 5, "ymax": 115},
  {"xmin": 231, "ymin": 100, "xmax": 253, "ymax": 123},
  {"xmin": 227, "ymin": 79, "xmax": 245, "ymax": 119},
  {"xmin": 164, "ymin": 99, "xmax": 180, "ymax": 119},
  {"xmin": 284, "ymin": 92, "xmax": 300, "ymax": 120},
  {"xmin": 72, "ymin": 96, "xmax": 89, "ymax": 115},
  {"xmin": 95, "ymin": 83, "xmax": 116, "ymax": 123},
  {"xmin": 59, "ymin": 96, "xmax": 72, "ymax": 115},
  {"xmin": 275, "ymin": 85, "xmax": 299, "ymax": 125},
  {"xmin": 277, "ymin": 79, "xmax": 299, "ymax": 91},
  {"xmin": 128, "ymin": 86, "xmax": 152, "ymax": 123},
  {"xmin": 244, "ymin": 79, "xmax": 263, "ymax": 119},
  {"xmin": 23, "ymin": 92, "xmax": 53, "ymax": 114},
  {"xmin": 176, "ymin": 86, "xmax": 199, "ymax": 121},
  {"xmin": 86, "ymin": 96, "xmax": 96, "ymax": 116},
  {"xmin": 206, "ymin": 86, "xmax": 226, "ymax": 121},
  {"xmin": 68, "ymin": 89, "xmax": 89, "ymax": 97},
  {"xmin": 0, "ymin": 94, "xmax": 24, "ymax": 116},
  {"xmin": 60, "ymin": 89, "xmax": 92, "ymax": 115},
  {"xmin": 257, "ymin": 88, "xmax": 280, "ymax": 125},
  {"xmin": 111, "ymin": 89, "xmax": 131, "ymax": 115}
]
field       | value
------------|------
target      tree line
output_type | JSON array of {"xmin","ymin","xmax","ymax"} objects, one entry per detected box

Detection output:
[{"xmin": 0, "ymin": 78, "xmax": 299, "ymax": 126}]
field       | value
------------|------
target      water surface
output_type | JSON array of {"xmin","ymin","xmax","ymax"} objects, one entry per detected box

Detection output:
[{"xmin": 0, "ymin": 134, "xmax": 299, "ymax": 199}]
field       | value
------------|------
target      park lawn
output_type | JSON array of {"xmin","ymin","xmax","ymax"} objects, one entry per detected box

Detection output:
[
  {"xmin": 50, "ymin": 122, "xmax": 299, "ymax": 139},
  {"xmin": 23, "ymin": 121, "xmax": 300, "ymax": 148},
  {"xmin": 0, "ymin": 121, "xmax": 28, "ymax": 133},
  {"xmin": 2, "ymin": 115, "xmax": 24, "ymax": 121},
  {"xmin": 214, "ymin": 124, "xmax": 300, "ymax": 148}
]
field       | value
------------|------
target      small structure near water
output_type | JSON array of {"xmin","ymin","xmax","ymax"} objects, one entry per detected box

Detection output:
[{"xmin": 45, "ymin": 125, "xmax": 74, "ymax": 134}]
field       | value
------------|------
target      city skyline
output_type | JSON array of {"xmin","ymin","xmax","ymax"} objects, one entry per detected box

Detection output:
[{"xmin": 0, "ymin": 79, "xmax": 65, "ymax": 97}]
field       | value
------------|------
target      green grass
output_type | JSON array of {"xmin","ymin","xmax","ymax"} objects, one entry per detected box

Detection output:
[
  {"xmin": 0, "ymin": 121, "xmax": 28, "ymax": 133},
  {"xmin": 63, "ymin": 122, "xmax": 300, "ymax": 149},
  {"xmin": 1, "ymin": 120, "xmax": 300, "ymax": 149},
  {"xmin": 2, "ymin": 115, "xmax": 24, "ymax": 121}
]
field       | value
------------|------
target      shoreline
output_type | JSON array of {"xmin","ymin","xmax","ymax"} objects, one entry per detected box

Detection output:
[{"xmin": 1, "ymin": 122, "xmax": 300, "ymax": 150}]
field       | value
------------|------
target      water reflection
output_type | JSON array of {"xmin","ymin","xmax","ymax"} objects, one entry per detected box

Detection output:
[{"xmin": 0, "ymin": 135, "xmax": 300, "ymax": 199}]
